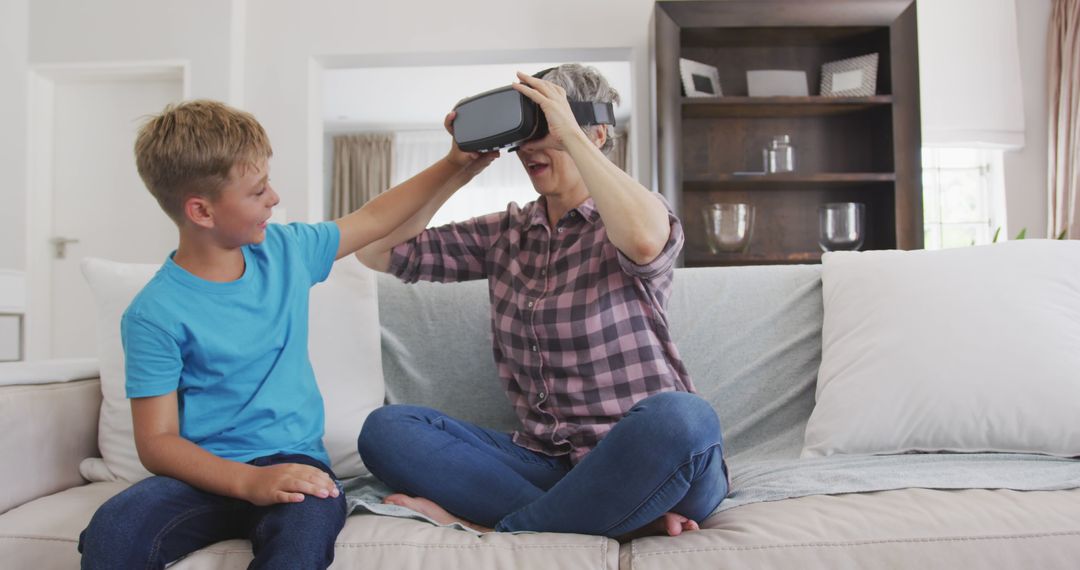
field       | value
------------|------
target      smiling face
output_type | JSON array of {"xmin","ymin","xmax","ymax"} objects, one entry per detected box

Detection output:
[
  {"xmin": 205, "ymin": 158, "xmax": 279, "ymax": 247},
  {"xmin": 516, "ymin": 132, "xmax": 600, "ymax": 203}
]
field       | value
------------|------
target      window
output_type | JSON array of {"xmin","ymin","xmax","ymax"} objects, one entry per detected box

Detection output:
[
  {"xmin": 921, "ymin": 148, "xmax": 1007, "ymax": 249},
  {"xmin": 392, "ymin": 130, "xmax": 540, "ymax": 228}
]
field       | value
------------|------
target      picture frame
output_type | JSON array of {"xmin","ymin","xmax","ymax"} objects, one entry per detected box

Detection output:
[
  {"xmin": 820, "ymin": 53, "xmax": 879, "ymax": 97},
  {"xmin": 679, "ymin": 58, "xmax": 722, "ymax": 97},
  {"xmin": 746, "ymin": 70, "xmax": 808, "ymax": 97}
]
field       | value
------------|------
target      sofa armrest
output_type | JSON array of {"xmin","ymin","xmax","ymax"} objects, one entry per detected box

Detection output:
[{"xmin": 0, "ymin": 377, "xmax": 102, "ymax": 514}]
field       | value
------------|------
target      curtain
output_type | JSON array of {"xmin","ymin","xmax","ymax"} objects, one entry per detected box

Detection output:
[
  {"xmin": 610, "ymin": 128, "xmax": 629, "ymax": 173},
  {"xmin": 388, "ymin": 128, "xmax": 634, "ymax": 228},
  {"xmin": 393, "ymin": 130, "xmax": 538, "ymax": 228},
  {"xmin": 331, "ymin": 133, "xmax": 393, "ymax": 219},
  {"xmin": 1048, "ymin": 0, "xmax": 1080, "ymax": 239}
]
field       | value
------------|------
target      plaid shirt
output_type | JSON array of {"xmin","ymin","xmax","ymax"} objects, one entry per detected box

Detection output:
[{"xmin": 389, "ymin": 196, "xmax": 695, "ymax": 464}]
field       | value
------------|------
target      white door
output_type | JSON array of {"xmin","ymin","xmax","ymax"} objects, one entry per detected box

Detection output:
[{"xmin": 49, "ymin": 75, "xmax": 182, "ymax": 357}]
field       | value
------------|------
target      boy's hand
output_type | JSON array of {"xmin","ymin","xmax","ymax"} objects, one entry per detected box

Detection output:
[
  {"xmin": 444, "ymin": 111, "xmax": 499, "ymax": 171},
  {"xmin": 241, "ymin": 463, "xmax": 340, "ymax": 506}
]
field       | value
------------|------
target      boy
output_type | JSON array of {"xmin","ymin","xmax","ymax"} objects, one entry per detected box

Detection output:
[{"xmin": 78, "ymin": 100, "xmax": 494, "ymax": 569}]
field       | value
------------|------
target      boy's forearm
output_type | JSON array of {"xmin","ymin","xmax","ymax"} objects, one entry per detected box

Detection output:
[
  {"xmin": 137, "ymin": 433, "xmax": 256, "ymax": 500},
  {"xmin": 355, "ymin": 169, "xmax": 466, "ymax": 271},
  {"xmin": 335, "ymin": 157, "xmax": 467, "ymax": 258}
]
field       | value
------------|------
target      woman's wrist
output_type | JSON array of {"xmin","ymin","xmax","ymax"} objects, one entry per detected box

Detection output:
[
  {"xmin": 561, "ymin": 127, "xmax": 599, "ymax": 154},
  {"xmin": 443, "ymin": 150, "xmax": 476, "ymax": 170}
]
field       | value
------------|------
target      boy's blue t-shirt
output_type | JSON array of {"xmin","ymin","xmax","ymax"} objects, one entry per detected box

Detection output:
[{"xmin": 121, "ymin": 222, "xmax": 341, "ymax": 467}]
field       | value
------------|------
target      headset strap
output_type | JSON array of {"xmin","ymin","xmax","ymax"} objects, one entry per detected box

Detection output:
[{"xmin": 533, "ymin": 68, "xmax": 616, "ymax": 127}]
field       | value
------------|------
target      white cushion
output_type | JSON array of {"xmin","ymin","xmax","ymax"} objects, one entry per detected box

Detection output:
[
  {"xmin": 802, "ymin": 240, "xmax": 1080, "ymax": 458},
  {"xmin": 307, "ymin": 256, "xmax": 384, "ymax": 477},
  {"xmin": 79, "ymin": 255, "xmax": 383, "ymax": 482},
  {"xmin": 0, "ymin": 357, "xmax": 98, "ymax": 386},
  {"xmin": 80, "ymin": 259, "xmax": 158, "ymax": 482}
]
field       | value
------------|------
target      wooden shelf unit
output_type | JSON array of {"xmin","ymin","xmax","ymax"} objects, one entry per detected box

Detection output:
[
  {"xmin": 682, "ymin": 95, "xmax": 894, "ymax": 118},
  {"xmin": 654, "ymin": 0, "xmax": 923, "ymax": 267},
  {"xmin": 684, "ymin": 251, "xmax": 823, "ymax": 267}
]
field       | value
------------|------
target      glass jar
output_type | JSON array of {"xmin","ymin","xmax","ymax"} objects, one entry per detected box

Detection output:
[{"xmin": 763, "ymin": 135, "xmax": 796, "ymax": 173}]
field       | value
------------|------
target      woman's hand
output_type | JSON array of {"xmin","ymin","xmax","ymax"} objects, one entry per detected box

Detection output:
[
  {"xmin": 444, "ymin": 111, "xmax": 499, "ymax": 174},
  {"xmin": 512, "ymin": 71, "xmax": 589, "ymax": 147}
]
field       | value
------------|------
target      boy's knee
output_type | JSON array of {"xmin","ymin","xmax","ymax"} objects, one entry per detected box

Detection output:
[
  {"xmin": 253, "ymin": 495, "xmax": 345, "ymax": 566},
  {"xmin": 80, "ymin": 499, "xmax": 150, "ymax": 567}
]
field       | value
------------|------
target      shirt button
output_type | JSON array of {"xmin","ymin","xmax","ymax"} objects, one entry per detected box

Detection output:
[
  {"xmin": 540, "ymin": 269, "xmax": 546, "ymax": 276},
  {"xmin": 527, "ymin": 300, "xmax": 534, "ymax": 308},
  {"xmin": 531, "ymin": 345, "xmax": 538, "ymax": 352},
  {"xmin": 557, "ymin": 227, "xmax": 565, "ymax": 233},
  {"xmin": 538, "ymin": 391, "xmax": 546, "ymax": 400}
]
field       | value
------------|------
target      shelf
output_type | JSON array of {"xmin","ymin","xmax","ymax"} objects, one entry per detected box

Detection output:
[
  {"xmin": 655, "ymin": 0, "xmax": 923, "ymax": 260},
  {"xmin": 679, "ymin": 26, "xmax": 885, "ymax": 48},
  {"xmin": 685, "ymin": 251, "xmax": 823, "ymax": 267},
  {"xmin": 685, "ymin": 173, "xmax": 895, "ymax": 191},
  {"xmin": 682, "ymin": 96, "xmax": 893, "ymax": 118}
]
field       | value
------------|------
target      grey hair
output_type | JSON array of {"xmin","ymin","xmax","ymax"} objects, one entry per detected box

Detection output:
[{"xmin": 540, "ymin": 64, "xmax": 620, "ymax": 156}]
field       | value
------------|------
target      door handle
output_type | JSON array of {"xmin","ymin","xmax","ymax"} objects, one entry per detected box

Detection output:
[{"xmin": 50, "ymin": 237, "xmax": 80, "ymax": 259}]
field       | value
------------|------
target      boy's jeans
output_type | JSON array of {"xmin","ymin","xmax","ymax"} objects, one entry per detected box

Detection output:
[
  {"xmin": 358, "ymin": 391, "xmax": 728, "ymax": 536},
  {"xmin": 78, "ymin": 453, "xmax": 346, "ymax": 570}
]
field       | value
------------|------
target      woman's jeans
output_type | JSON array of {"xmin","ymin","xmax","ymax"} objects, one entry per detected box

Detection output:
[
  {"xmin": 357, "ymin": 391, "xmax": 728, "ymax": 536},
  {"xmin": 78, "ymin": 453, "xmax": 347, "ymax": 570}
]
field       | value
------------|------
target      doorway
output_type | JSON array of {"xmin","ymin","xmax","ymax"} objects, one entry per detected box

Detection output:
[{"xmin": 27, "ymin": 63, "xmax": 186, "ymax": 359}]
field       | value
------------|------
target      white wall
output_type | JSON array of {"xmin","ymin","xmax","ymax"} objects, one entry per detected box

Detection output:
[
  {"xmin": 0, "ymin": 0, "xmax": 243, "ymax": 279},
  {"xmin": 28, "ymin": 0, "xmax": 236, "ymax": 102},
  {"xmin": 3, "ymin": 0, "xmax": 1056, "ymax": 262},
  {"xmin": 1003, "ymin": 0, "xmax": 1053, "ymax": 238},
  {"xmin": 244, "ymin": 0, "xmax": 657, "ymax": 222},
  {"xmin": 0, "ymin": 0, "xmax": 29, "ymax": 270}
]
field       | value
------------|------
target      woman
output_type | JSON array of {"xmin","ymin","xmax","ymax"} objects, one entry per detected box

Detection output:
[{"xmin": 356, "ymin": 64, "xmax": 727, "ymax": 538}]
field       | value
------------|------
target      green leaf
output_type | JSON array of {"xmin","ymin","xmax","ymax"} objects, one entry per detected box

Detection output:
[
  {"xmin": 992, "ymin": 227, "xmax": 1001, "ymax": 243},
  {"xmin": 1015, "ymin": 228, "xmax": 1027, "ymax": 240},
  {"xmin": 1057, "ymin": 228, "xmax": 1068, "ymax": 240}
]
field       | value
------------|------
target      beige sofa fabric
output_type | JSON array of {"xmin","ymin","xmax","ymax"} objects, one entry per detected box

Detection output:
[
  {"xmin": 0, "ymin": 379, "xmax": 101, "ymax": 515},
  {"xmin": 0, "ymin": 481, "xmax": 125, "ymax": 569},
  {"xmin": 623, "ymin": 487, "xmax": 1080, "ymax": 570},
  {"xmin": 0, "ymin": 482, "xmax": 619, "ymax": 570}
]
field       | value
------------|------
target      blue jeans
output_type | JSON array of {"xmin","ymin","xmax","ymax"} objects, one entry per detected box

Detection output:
[
  {"xmin": 78, "ymin": 453, "xmax": 347, "ymax": 570},
  {"xmin": 357, "ymin": 391, "xmax": 728, "ymax": 536}
]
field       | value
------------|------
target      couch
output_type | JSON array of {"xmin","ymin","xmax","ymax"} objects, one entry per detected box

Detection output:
[{"xmin": 2, "ymin": 242, "xmax": 1079, "ymax": 569}]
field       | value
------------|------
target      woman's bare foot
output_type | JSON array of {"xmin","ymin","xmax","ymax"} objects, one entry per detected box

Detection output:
[
  {"xmin": 617, "ymin": 512, "xmax": 700, "ymax": 541},
  {"xmin": 658, "ymin": 512, "xmax": 700, "ymax": 536},
  {"xmin": 383, "ymin": 494, "xmax": 492, "ymax": 533}
]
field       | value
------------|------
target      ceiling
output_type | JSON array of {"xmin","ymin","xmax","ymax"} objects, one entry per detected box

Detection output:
[{"xmin": 322, "ymin": 61, "xmax": 633, "ymax": 132}]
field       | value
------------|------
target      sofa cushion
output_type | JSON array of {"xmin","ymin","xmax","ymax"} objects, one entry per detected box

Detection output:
[
  {"xmin": 0, "ymin": 482, "xmax": 619, "ymax": 570},
  {"xmin": 803, "ymin": 240, "xmax": 1080, "ymax": 458},
  {"xmin": 376, "ymin": 274, "xmax": 520, "ymax": 432},
  {"xmin": 624, "ymin": 487, "xmax": 1080, "ymax": 570},
  {"xmin": 376, "ymin": 265, "xmax": 824, "ymax": 463},
  {"xmin": 79, "ymin": 255, "xmax": 383, "ymax": 482},
  {"xmin": 665, "ymin": 265, "xmax": 822, "ymax": 462},
  {"xmin": 0, "ymin": 379, "xmax": 101, "ymax": 514}
]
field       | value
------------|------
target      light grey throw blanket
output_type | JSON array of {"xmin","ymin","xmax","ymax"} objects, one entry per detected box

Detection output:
[{"xmin": 341, "ymin": 265, "xmax": 1080, "ymax": 526}]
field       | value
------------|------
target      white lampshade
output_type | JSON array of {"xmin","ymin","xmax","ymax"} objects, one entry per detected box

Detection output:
[{"xmin": 917, "ymin": 0, "xmax": 1026, "ymax": 149}]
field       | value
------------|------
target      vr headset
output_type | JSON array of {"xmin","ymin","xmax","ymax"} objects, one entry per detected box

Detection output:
[{"xmin": 452, "ymin": 68, "xmax": 616, "ymax": 153}]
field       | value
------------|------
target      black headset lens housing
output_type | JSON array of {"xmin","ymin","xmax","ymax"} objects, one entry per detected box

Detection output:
[{"xmin": 451, "ymin": 68, "xmax": 616, "ymax": 153}]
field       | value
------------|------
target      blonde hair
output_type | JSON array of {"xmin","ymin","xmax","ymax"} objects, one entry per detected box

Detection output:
[{"xmin": 134, "ymin": 100, "xmax": 273, "ymax": 223}]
